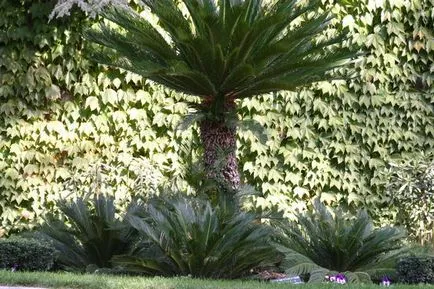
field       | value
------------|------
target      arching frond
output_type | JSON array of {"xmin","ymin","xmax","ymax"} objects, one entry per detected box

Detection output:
[{"xmin": 85, "ymin": 0, "xmax": 358, "ymax": 117}]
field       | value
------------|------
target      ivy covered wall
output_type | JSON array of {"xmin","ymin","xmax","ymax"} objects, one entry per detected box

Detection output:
[
  {"xmin": 0, "ymin": 0, "xmax": 433, "ymax": 235},
  {"xmin": 239, "ymin": 0, "xmax": 434, "ymax": 222},
  {"xmin": 0, "ymin": 0, "xmax": 198, "ymax": 234}
]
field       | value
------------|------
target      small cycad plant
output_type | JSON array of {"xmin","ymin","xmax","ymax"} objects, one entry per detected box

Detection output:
[
  {"xmin": 113, "ymin": 194, "xmax": 279, "ymax": 279},
  {"xmin": 34, "ymin": 194, "xmax": 136, "ymax": 271},
  {"xmin": 274, "ymin": 198, "xmax": 407, "ymax": 283}
]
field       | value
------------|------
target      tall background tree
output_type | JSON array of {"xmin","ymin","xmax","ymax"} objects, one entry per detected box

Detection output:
[{"xmin": 83, "ymin": 0, "xmax": 357, "ymax": 189}]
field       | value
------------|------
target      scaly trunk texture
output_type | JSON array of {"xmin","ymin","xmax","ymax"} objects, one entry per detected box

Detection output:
[{"xmin": 199, "ymin": 119, "xmax": 240, "ymax": 189}]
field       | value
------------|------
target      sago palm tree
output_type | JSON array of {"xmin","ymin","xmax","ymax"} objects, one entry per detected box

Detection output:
[{"xmin": 85, "ymin": 0, "xmax": 357, "ymax": 189}]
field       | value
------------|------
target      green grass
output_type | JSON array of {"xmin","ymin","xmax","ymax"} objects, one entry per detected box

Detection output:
[{"xmin": 0, "ymin": 271, "xmax": 433, "ymax": 289}]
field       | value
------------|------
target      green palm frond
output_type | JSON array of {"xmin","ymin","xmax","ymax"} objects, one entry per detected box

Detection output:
[
  {"xmin": 286, "ymin": 261, "xmax": 323, "ymax": 277},
  {"xmin": 274, "ymin": 198, "xmax": 408, "ymax": 283},
  {"xmin": 175, "ymin": 112, "xmax": 206, "ymax": 131},
  {"xmin": 339, "ymin": 271, "xmax": 372, "ymax": 284},
  {"xmin": 35, "ymin": 218, "xmax": 89, "ymax": 270},
  {"xmin": 308, "ymin": 268, "xmax": 330, "ymax": 283},
  {"xmin": 85, "ymin": 0, "xmax": 358, "ymax": 117}
]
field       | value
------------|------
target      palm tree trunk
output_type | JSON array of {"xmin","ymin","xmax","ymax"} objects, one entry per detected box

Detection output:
[{"xmin": 199, "ymin": 119, "xmax": 240, "ymax": 189}]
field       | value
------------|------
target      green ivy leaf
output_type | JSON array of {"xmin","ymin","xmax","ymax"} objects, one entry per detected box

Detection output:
[
  {"xmin": 85, "ymin": 96, "xmax": 100, "ymax": 111},
  {"xmin": 45, "ymin": 84, "xmax": 61, "ymax": 100}
]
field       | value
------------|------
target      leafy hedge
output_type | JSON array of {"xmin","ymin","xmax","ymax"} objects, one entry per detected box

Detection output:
[
  {"xmin": 397, "ymin": 256, "xmax": 434, "ymax": 284},
  {"xmin": 0, "ymin": 0, "xmax": 433, "ymax": 234},
  {"xmin": 0, "ymin": 237, "xmax": 56, "ymax": 271}
]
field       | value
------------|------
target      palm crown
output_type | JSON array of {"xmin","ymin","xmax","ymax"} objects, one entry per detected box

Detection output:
[
  {"xmin": 86, "ymin": 0, "xmax": 354, "ymax": 114},
  {"xmin": 85, "ymin": 0, "xmax": 357, "ymax": 188}
]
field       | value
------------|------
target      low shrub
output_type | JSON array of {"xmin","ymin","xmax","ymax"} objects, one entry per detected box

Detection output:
[
  {"xmin": 274, "ymin": 198, "xmax": 408, "ymax": 283},
  {"xmin": 113, "ymin": 194, "xmax": 280, "ymax": 279},
  {"xmin": 33, "ymin": 194, "xmax": 137, "ymax": 271},
  {"xmin": 397, "ymin": 256, "xmax": 434, "ymax": 284},
  {"xmin": 0, "ymin": 237, "xmax": 56, "ymax": 271},
  {"xmin": 384, "ymin": 158, "xmax": 434, "ymax": 244}
]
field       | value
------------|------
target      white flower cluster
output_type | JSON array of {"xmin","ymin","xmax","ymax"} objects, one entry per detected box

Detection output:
[
  {"xmin": 325, "ymin": 274, "xmax": 347, "ymax": 284},
  {"xmin": 50, "ymin": 0, "xmax": 132, "ymax": 19}
]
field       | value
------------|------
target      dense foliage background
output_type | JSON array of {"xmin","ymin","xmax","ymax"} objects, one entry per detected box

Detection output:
[{"xmin": 0, "ymin": 0, "xmax": 433, "ymax": 241}]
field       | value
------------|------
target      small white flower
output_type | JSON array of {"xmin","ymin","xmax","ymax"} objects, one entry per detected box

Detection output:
[{"xmin": 330, "ymin": 276, "xmax": 336, "ymax": 282}]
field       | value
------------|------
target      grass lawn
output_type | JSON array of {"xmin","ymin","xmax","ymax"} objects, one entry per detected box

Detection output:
[{"xmin": 0, "ymin": 271, "xmax": 433, "ymax": 289}]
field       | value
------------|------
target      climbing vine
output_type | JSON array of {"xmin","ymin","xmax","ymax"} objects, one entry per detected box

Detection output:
[{"xmin": 0, "ymin": 0, "xmax": 433, "ymax": 235}]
